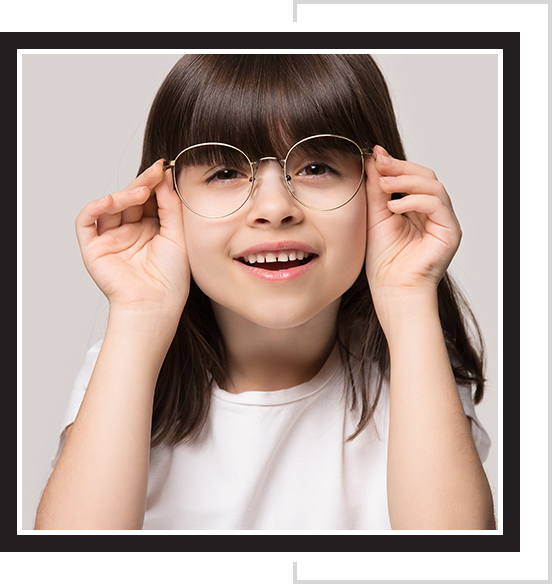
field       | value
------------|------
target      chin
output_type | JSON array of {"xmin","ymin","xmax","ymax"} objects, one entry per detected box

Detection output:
[{"xmin": 212, "ymin": 295, "xmax": 341, "ymax": 332}]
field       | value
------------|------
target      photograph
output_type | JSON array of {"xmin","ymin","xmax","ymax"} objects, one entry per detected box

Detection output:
[{"xmin": 22, "ymin": 51, "xmax": 500, "ymax": 534}]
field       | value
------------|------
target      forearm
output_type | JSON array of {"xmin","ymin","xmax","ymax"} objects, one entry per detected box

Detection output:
[
  {"xmin": 35, "ymin": 308, "xmax": 178, "ymax": 530},
  {"xmin": 380, "ymin": 291, "xmax": 495, "ymax": 530}
]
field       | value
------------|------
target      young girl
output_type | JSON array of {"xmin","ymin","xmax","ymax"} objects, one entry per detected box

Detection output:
[{"xmin": 35, "ymin": 54, "xmax": 495, "ymax": 530}]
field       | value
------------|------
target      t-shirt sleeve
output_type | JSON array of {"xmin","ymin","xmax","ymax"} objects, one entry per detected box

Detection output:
[
  {"xmin": 51, "ymin": 339, "xmax": 103, "ymax": 468},
  {"xmin": 457, "ymin": 383, "xmax": 492, "ymax": 463}
]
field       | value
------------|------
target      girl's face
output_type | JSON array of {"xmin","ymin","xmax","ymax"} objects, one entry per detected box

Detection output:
[{"xmin": 183, "ymin": 159, "xmax": 367, "ymax": 331}]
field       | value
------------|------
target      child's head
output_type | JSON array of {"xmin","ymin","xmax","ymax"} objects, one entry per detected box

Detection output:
[{"xmin": 140, "ymin": 55, "xmax": 406, "ymax": 332}]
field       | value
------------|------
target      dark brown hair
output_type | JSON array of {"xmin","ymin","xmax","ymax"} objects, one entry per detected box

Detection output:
[{"xmin": 137, "ymin": 55, "xmax": 486, "ymax": 447}]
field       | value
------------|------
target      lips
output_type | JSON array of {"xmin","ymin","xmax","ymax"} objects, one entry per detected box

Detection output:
[
  {"xmin": 233, "ymin": 241, "xmax": 318, "ymax": 280},
  {"xmin": 240, "ymin": 249, "xmax": 313, "ymax": 269}
]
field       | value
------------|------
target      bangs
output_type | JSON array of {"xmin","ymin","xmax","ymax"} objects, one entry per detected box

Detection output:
[{"xmin": 164, "ymin": 55, "xmax": 370, "ymax": 161}]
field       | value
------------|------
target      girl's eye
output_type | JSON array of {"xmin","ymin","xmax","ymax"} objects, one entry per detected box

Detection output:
[
  {"xmin": 296, "ymin": 160, "xmax": 342, "ymax": 177},
  {"xmin": 216, "ymin": 168, "xmax": 239, "ymax": 180},
  {"xmin": 300, "ymin": 164, "xmax": 328, "ymax": 176},
  {"xmin": 207, "ymin": 167, "xmax": 246, "ymax": 183}
]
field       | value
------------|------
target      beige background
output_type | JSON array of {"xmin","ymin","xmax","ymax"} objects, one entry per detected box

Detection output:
[{"xmin": 22, "ymin": 53, "xmax": 499, "ymax": 530}]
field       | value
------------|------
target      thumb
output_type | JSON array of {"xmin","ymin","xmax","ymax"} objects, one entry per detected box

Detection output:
[
  {"xmin": 365, "ymin": 154, "xmax": 393, "ymax": 230},
  {"xmin": 155, "ymin": 169, "xmax": 186, "ymax": 239}
]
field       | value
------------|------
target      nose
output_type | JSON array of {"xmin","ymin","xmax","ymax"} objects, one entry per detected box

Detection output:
[{"xmin": 246, "ymin": 159, "xmax": 303, "ymax": 225}]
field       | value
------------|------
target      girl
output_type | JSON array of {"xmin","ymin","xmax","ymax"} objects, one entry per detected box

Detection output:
[{"xmin": 35, "ymin": 54, "xmax": 495, "ymax": 530}]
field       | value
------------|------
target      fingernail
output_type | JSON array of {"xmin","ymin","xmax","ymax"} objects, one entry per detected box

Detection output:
[
  {"xmin": 377, "ymin": 146, "xmax": 394, "ymax": 166},
  {"xmin": 144, "ymin": 160, "xmax": 162, "ymax": 175},
  {"xmin": 129, "ymin": 186, "xmax": 147, "ymax": 194},
  {"xmin": 379, "ymin": 176, "xmax": 400, "ymax": 184}
]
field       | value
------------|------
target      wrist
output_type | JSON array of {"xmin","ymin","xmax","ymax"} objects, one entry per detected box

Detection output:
[
  {"xmin": 372, "ymin": 286, "xmax": 441, "ymax": 345},
  {"xmin": 108, "ymin": 298, "xmax": 183, "ymax": 321},
  {"xmin": 106, "ymin": 303, "xmax": 182, "ymax": 354}
]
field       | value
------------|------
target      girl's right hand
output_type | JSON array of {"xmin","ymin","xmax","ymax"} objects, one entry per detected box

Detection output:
[{"xmin": 75, "ymin": 160, "xmax": 190, "ymax": 317}]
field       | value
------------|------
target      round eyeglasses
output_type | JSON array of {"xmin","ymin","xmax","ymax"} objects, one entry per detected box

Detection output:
[{"xmin": 163, "ymin": 134, "xmax": 373, "ymax": 219}]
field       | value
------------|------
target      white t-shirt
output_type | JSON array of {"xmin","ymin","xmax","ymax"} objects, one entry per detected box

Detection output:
[{"xmin": 52, "ymin": 340, "xmax": 491, "ymax": 530}]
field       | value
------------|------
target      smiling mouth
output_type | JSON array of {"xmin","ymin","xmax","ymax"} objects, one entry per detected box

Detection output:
[{"xmin": 239, "ymin": 250, "xmax": 315, "ymax": 271}]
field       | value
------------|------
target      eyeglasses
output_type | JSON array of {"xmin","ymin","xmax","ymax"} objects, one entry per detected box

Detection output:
[{"xmin": 163, "ymin": 134, "xmax": 373, "ymax": 219}]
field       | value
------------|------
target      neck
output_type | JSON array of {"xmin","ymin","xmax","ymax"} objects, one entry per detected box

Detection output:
[{"xmin": 212, "ymin": 300, "xmax": 340, "ymax": 393}]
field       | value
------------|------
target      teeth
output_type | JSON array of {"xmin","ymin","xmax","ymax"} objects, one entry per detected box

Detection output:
[{"xmin": 243, "ymin": 250, "xmax": 311, "ymax": 265}]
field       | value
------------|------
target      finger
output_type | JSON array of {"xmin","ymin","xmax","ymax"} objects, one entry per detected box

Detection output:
[
  {"xmin": 155, "ymin": 170, "xmax": 186, "ymax": 240},
  {"xmin": 364, "ymin": 156, "xmax": 394, "ymax": 228},
  {"xmin": 372, "ymin": 145, "xmax": 437, "ymax": 180},
  {"xmin": 75, "ymin": 194, "xmax": 114, "ymax": 248},
  {"xmin": 127, "ymin": 159, "xmax": 167, "ymax": 191},
  {"xmin": 97, "ymin": 185, "xmax": 150, "ymax": 235},
  {"xmin": 387, "ymin": 194, "xmax": 461, "ymax": 236},
  {"xmin": 121, "ymin": 188, "xmax": 154, "ymax": 225},
  {"xmin": 378, "ymin": 174, "xmax": 452, "ymax": 208},
  {"xmin": 99, "ymin": 159, "xmax": 167, "ymax": 230}
]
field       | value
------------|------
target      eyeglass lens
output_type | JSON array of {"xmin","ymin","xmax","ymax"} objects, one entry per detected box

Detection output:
[{"xmin": 174, "ymin": 136, "xmax": 364, "ymax": 218}]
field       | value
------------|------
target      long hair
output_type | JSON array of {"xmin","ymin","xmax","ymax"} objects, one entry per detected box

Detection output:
[{"xmin": 137, "ymin": 55, "xmax": 486, "ymax": 447}]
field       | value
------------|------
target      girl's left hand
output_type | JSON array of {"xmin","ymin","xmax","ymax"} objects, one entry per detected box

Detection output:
[{"xmin": 364, "ymin": 145, "xmax": 462, "ymax": 304}]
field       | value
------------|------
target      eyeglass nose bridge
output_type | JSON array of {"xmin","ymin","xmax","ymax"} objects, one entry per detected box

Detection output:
[{"xmin": 249, "ymin": 156, "xmax": 294, "ymax": 192}]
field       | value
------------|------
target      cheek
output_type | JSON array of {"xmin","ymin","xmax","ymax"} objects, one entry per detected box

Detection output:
[
  {"xmin": 182, "ymin": 217, "xmax": 202, "ymax": 266},
  {"xmin": 182, "ymin": 215, "xmax": 228, "ymax": 289},
  {"xmin": 328, "ymin": 193, "xmax": 367, "ymax": 267}
]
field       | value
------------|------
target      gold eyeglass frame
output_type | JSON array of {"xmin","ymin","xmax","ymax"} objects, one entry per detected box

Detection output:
[{"xmin": 162, "ymin": 134, "xmax": 373, "ymax": 219}]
